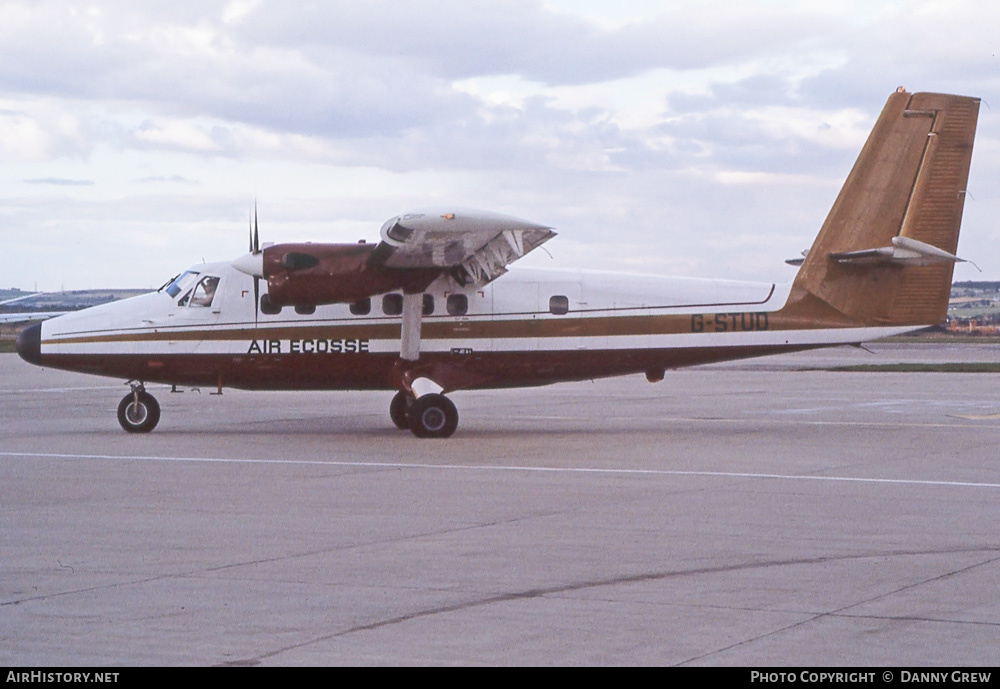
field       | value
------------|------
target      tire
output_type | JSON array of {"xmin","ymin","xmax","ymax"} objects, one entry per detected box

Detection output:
[
  {"xmin": 408, "ymin": 394, "xmax": 458, "ymax": 438},
  {"xmin": 389, "ymin": 391, "xmax": 413, "ymax": 430},
  {"xmin": 117, "ymin": 392, "xmax": 161, "ymax": 433}
]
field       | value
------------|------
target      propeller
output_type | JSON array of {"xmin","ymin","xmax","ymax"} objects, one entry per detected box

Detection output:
[
  {"xmin": 233, "ymin": 203, "xmax": 268, "ymax": 324},
  {"xmin": 250, "ymin": 203, "xmax": 261, "ymax": 326},
  {"xmin": 251, "ymin": 203, "xmax": 260, "ymax": 253}
]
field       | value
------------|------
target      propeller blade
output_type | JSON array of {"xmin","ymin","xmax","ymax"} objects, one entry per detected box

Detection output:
[
  {"xmin": 247, "ymin": 201, "xmax": 261, "ymax": 326},
  {"xmin": 254, "ymin": 203, "xmax": 260, "ymax": 324},
  {"xmin": 253, "ymin": 276, "xmax": 260, "ymax": 327},
  {"xmin": 253, "ymin": 203, "xmax": 260, "ymax": 254}
]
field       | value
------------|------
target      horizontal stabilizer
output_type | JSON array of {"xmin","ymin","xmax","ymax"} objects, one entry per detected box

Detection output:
[
  {"xmin": 830, "ymin": 236, "xmax": 967, "ymax": 266},
  {"xmin": 785, "ymin": 249, "xmax": 809, "ymax": 267}
]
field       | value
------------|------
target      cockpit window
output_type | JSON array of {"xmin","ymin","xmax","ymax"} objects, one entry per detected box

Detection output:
[
  {"xmin": 164, "ymin": 271, "xmax": 200, "ymax": 298},
  {"xmin": 189, "ymin": 276, "xmax": 220, "ymax": 307}
]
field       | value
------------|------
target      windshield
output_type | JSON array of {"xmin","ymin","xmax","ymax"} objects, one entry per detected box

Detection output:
[
  {"xmin": 157, "ymin": 275, "xmax": 179, "ymax": 293},
  {"xmin": 164, "ymin": 271, "xmax": 200, "ymax": 298}
]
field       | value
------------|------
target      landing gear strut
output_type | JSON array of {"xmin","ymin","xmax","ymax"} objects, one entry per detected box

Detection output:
[
  {"xmin": 117, "ymin": 383, "xmax": 160, "ymax": 433},
  {"xmin": 392, "ymin": 292, "xmax": 459, "ymax": 438}
]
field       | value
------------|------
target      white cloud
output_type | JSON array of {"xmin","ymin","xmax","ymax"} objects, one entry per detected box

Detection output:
[
  {"xmin": 0, "ymin": 0, "xmax": 997, "ymax": 290},
  {"xmin": 0, "ymin": 100, "xmax": 88, "ymax": 162},
  {"xmin": 134, "ymin": 119, "xmax": 224, "ymax": 153}
]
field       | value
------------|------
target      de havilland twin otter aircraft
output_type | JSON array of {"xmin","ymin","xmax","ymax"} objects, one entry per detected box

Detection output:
[{"xmin": 16, "ymin": 90, "xmax": 980, "ymax": 437}]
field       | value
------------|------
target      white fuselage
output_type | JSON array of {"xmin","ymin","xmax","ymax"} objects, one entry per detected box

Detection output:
[{"xmin": 31, "ymin": 262, "xmax": 915, "ymax": 392}]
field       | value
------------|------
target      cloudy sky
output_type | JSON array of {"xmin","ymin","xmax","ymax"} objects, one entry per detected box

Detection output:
[{"xmin": 3, "ymin": 0, "xmax": 998, "ymax": 290}]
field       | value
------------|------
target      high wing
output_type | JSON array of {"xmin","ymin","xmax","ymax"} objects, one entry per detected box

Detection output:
[
  {"xmin": 233, "ymin": 207, "xmax": 556, "ymax": 308},
  {"xmin": 369, "ymin": 208, "xmax": 556, "ymax": 286}
]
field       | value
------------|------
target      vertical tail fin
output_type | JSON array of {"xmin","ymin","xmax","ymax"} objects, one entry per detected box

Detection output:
[{"xmin": 788, "ymin": 90, "xmax": 980, "ymax": 327}]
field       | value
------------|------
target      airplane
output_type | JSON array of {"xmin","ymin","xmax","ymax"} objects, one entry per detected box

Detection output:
[
  {"xmin": 0, "ymin": 292, "xmax": 69, "ymax": 324},
  {"xmin": 16, "ymin": 89, "xmax": 980, "ymax": 438},
  {"xmin": 0, "ymin": 311, "xmax": 69, "ymax": 325}
]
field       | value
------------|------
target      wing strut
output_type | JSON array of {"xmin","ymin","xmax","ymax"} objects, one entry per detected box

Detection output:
[
  {"xmin": 400, "ymin": 292, "xmax": 423, "ymax": 362},
  {"xmin": 398, "ymin": 292, "xmax": 444, "ymax": 396}
]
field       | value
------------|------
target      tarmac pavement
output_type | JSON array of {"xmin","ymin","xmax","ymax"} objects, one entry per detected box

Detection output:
[{"xmin": 2, "ymin": 343, "xmax": 999, "ymax": 666}]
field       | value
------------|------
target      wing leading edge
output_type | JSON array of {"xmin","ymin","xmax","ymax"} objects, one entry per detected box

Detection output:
[{"xmin": 369, "ymin": 208, "xmax": 556, "ymax": 286}]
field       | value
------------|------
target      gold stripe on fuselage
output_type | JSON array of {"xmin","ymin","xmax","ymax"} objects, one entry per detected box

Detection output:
[{"xmin": 41, "ymin": 309, "xmax": 835, "ymax": 348}]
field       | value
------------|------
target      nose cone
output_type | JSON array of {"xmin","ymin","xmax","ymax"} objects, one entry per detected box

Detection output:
[
  {"xmin": 233, "ymin": 251, "xmax": 264, "ymax": 278},
  {"xmin": 15, "ymin": 323, "xmax": 42, "ymax": 366}
]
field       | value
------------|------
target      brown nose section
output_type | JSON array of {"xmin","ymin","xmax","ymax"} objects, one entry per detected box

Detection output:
[{"xmin": 15, "ymin": 323, "xmax": 41, "ymax": 366}]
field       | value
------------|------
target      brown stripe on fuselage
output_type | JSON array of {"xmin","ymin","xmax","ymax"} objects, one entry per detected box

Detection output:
[{"xmin": 38, "ymin": 342, "xmax": 826, "ymax": 392}]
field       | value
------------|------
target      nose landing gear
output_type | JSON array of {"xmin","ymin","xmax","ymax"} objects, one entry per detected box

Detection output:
[{"xmin": 117, "ymin": 383, "xmax": 160, "ymax": 433}]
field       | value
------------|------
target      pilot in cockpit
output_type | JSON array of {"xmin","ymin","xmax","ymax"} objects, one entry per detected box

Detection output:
[{"xmin": 190, "ymin": 276, "xmax": 220, "ymax": 307}]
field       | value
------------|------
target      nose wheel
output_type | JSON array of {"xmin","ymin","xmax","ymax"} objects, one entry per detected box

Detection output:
[{"xmin": 117, "ymin": 386, "xmax": 161, "ymax": 433}]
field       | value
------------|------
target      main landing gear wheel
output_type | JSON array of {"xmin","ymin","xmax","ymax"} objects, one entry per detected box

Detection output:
[
  {"xmin": 408, "ymin": 393, "xmax": 458, "ymax": 439},
  {"xmin": 389, "ymin": 390, "xmax": 414, "ymax": 430},
  {"xmin": 117, "ymin": 391, "xmax": 161, "ymax": 433}
]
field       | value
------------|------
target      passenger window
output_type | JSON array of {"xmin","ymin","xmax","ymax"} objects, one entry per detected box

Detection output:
[
  {"xmin": 294, "ymin": 304, "xmax": 315, "ymax": 315},
  {"xmin": 383, "ymin": 294, "xmax": 403, "ymax": 316},
  {"xmin": 447, "ymin": 294, "xmax": 468, "ymax": 316},
  {"xmin": 549, "ymin": 295, "xmax": 569, "ymax": 315},
  {"xmin": 382, "ymin": 294, "xmax": 434, "ymax": 316},
  {"xmin": 350, "ymin": 298, "xmax": 371, "ymax": 315}
]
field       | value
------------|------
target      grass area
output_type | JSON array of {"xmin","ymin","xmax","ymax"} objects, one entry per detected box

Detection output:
[
  {"xmin": 878, "ymin": 333, "xmax": 999, "ymax": 343},
  {"xmin": 829, "ymin": 363, "xmax": 1000, "ymax": 373},
  {"xmin": 0, "ymin": 340, "xmax": 15, "ymax": 354}
]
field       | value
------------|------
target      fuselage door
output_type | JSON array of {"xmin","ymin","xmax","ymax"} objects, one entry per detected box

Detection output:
[{"xmin": 489, "ymin": 280, "xmax": 539, "ymax": 352}]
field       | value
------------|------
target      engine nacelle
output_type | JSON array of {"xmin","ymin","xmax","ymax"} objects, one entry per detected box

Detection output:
[{"xmin": 260, "ymin": 243, "xmax": 440, "ymax": 307}]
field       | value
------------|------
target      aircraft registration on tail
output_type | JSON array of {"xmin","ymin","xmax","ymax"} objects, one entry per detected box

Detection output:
[{"xmin": 16, "ymin": 90, "xmax": 980, "ymax": 438}]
